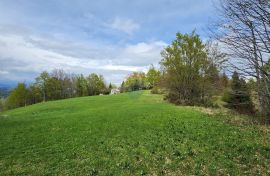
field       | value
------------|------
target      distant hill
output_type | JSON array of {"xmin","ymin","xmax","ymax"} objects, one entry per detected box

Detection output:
[
  {"xmin": 0, "ymin": 82, "xmax": 16, "ymax": 88},
  {"xmin": 0, "ymin": 87, "xmax": 11, "ymax": 98},
  {"xmin": 0, "ymin": 82, "xmax": 16, "ymax": 98}
]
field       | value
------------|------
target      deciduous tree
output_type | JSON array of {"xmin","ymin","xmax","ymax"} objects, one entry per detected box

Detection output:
[{"xmin": 160, "ymin": 31, "xmax": 217, "ymax": 106}]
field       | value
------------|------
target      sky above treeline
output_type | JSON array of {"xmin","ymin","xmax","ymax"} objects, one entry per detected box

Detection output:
[{"xmin": 0, "ymin": 0, "xmax": 218, "ymax": 86}]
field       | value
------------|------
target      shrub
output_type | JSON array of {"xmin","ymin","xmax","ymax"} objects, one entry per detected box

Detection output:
[{"xmin": 151, "ymin": 87, "xmax": 160, "ymax": 94}]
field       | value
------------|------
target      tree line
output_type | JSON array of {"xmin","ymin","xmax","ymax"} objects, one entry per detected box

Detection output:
[
  {"xmin": 3, "ymin": 69, "xmax": 110, "ymax": 110},
  {"xmin": 2, "ymin": 67, "xmax": 162, "ymax": 111},
  {"xmin": 120, "ymin": 66, "xmax": 161, "ymax": 92}
]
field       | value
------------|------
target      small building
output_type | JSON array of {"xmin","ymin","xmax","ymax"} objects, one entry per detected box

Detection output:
[{"xmin": 110, "ymin": 88, "xmax": 120, "ymax": 95}]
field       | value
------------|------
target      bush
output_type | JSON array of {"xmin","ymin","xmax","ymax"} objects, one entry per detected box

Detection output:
[
  {"xmin": 151, "ymin": 87, "xmax": 161, "ymax": 94},
  {"xmin": 222, "ymin": 89, "xmax": 231, "ymax": 103}
]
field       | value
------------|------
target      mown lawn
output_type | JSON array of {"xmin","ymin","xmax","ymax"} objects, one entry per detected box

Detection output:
[{"xmin": 0, "ymin": 91, "xmax": 269, "ymax": 175}]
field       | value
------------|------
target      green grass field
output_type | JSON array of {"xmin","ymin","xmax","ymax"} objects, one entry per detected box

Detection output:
[{"xmin": 0, "ymin": 91, "xmax": 269, "ymax": 175}]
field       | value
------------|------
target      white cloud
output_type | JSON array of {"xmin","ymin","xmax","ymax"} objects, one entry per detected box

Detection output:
[
  {"xmin": 101, "ymin": 65, "xmax": 146, "ymax": 72},
  {"xmin": 0, "ymin": 33, "xmax": 167, "ymax": 85},
  {"xmin": 117, "ymin": 41, "xmax": 167, "ymax": 66},
  {"xmin": 0, "ymin": 70, "xmax": 9, "ymax": 75},
  {"xmin": 105, "ymin": 17, "xmax": 140, "ymax": 34},
  {"xmin": 0, "ymin": 35, "xmax": 84, "ymax": 72}
]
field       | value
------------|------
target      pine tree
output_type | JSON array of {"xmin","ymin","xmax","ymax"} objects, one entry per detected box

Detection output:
[
  {"xmin": 109, "ymin": 83, "xmax": 113, "ymax": 89},
  {"xmin": 223, "ymin": 71, "xmax": 254, "ymax": 114}
]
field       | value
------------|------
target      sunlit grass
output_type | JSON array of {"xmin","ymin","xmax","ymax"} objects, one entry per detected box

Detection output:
[{"xmin": 0, "ymin": 91, "xmax": 269, "ymax": 175}]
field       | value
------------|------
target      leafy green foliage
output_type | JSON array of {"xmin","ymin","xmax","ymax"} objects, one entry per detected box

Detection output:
[
  {"xmin": 160, "ymin": 31, "xmax": 221, "ymax": 106},
  {"xmin": 4, "ymin": 69, "xmax": 109, "ymax": 110},
  {"xmin": 5, "ymin": 83, "xmax": 28, "ymax": 109},
  {"xmin": 146, "ymin": 65, "xmax": 161, "ymax": 89},
  {"xmin": 76, "ymin": 74, "xmax": 88, "ymax": 97},
  {"xmin": 0, "ymin": 91, "xmax": 269, "ymax": 175},
  {"xmin": 121, "ymin": 67, "xmax": 161, "ymax": 93},
  {"xmin": 27, "ymin": 84, "xmax": 43, "ymax": 104},
  {"xmin": 35, "ymin": 71, "xmax": 50, "ymax": 101},
  {"xmin": 123, "ymin": 72, "xmax": 147, "ymax": 91},
  {"xmin": 86, "ymin": 73, "xmax": 106, "ymax": 96}
]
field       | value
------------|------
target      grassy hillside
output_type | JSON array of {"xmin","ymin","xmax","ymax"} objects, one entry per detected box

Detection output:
[{"xmin": 0, "ymin": 91, "xmax": 269, "ymax": 175}]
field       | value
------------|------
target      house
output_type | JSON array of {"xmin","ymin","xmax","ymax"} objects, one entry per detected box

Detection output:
[{"xmin": 110, "ymin": 88, "xmax": 120, "ymax": 95}]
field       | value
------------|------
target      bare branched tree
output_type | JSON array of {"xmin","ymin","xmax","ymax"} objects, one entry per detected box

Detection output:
[{"xmin": 211, "ymin": 0, "xmax": 270, "ymax": 115}]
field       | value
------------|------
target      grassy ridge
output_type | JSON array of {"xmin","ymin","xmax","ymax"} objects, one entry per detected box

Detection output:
[{"xmin": 0, "ymin": 91, "xmax": 269, "ymax": 175}]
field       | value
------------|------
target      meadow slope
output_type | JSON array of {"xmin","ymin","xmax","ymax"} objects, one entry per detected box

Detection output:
[{"xmin": 0, "ymin": 91, "xmax": 269, "ymax": 175}]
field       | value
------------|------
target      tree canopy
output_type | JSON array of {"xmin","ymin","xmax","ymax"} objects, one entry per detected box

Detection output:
[{"xmin": 160, "ymin": 31, "xmax": 223, "ymax": 106}]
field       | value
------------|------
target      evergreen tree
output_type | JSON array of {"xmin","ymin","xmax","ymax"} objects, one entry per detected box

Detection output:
[
  {"xmin": 108, "ymin": 83, "xmax": 113, "ymax": 90},
  {"xmin": 223, "ymin": 71, "xmax": 254, "ymax": 114}
]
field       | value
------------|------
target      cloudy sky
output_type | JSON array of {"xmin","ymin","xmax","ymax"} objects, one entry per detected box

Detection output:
[{"xmin": 0, "ymin": 0, "xmax": 217, "ymax": 86}]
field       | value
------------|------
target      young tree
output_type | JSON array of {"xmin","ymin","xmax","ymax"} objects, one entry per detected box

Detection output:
[
  {"xmin": 146, "ymin": 65, "xmax": 161, "ymax": 89},
  {"xmin": 124, "ymin": 72, "xmax": 147, "ymax": 91},
  {"xmin": 5, "ymin": 83, "xmax": 28, "ymax": 109},
  {"xmin": 220, "ymin": 72, "xmax": 229, "ymax": 89},
  {"xmin": 35, "ymin": 71, "xmax": 50, "ymax": 102},
  {"xmin": 247, "ymin": 78, "xmax": 257, "ymax": 92},
  {"xmin": 160, "ymin": 31, "xmax": 216, "ymax": 105},
  {"xmin": 69, "ymin": 73, "xmax": 78, "ymax": 97},
  {"xmin": 45, "ymin": 76, "xmax": 61, "ymax": 100},
  {"xmin": 76, "ymin": 74, "xmax": 88, "ymax": 97},
  {"xmin": 86, "ymin": 73, "xmax": 106, "ymax": 96},
  {"xmin": 27, "ymin": 83, "xmax": 42, "ymax": 104},
  {"xmin": 223, "ymin": 71, "xmax": 254, "ymax": 114}
]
